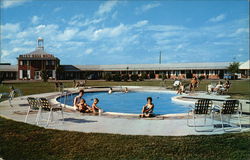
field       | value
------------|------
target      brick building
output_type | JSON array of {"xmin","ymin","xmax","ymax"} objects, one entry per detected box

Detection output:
[{"xmin": 17, "ymin": 38, "xmax": 60, "ymax": 80}]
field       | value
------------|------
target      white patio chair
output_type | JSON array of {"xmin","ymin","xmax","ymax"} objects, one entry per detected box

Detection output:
[
  {"xmin": 187, "ymin": 99, "xmax": 214, "ymax": 132},
  {"xmin": 214, "ymin": 100, "xmax": 242, "ymax": 132},
  {"xmin": 36, "ymin": 98, "xmax": 64, "ymax": 127},
  {"xmin": 24, "ymin": 97, "xmax": 39, "ymax": 123}
]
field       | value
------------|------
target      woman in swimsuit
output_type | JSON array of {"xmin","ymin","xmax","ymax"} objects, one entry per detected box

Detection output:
[{"xmin": 140, "ymin": 97, "xmax": 154, "ymax": 118}]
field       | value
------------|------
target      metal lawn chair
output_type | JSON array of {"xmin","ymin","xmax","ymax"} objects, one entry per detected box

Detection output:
[
  {"xmin": 187, "ymin": 99, "xmax": 214, "ymax": 132},
  {"xmin": 36, "ymin": 98, "xmax": 64, "ymax": 126},
  {"xmin": 25, "ymin": 97, "xmax": 39, "ymax": 122},
  {"xmin": 8, "ymin": 90, "xmax": 15, "ymax": 107},
  {"xmin": 214, "ymin": 100, "xmax": 242, "ymax": 132}
]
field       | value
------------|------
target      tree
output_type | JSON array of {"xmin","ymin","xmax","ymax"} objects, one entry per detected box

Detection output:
[
  {"xmin": 40, "ymin": 70, "xmax": 49, "ymax": 82},
  {"xmin": 228, "ymin": 62, "xmax": 240, "ymax": 75},
  {"xmin": 56, "ymin": 66, "xmax": 64, "ymax": 80}
]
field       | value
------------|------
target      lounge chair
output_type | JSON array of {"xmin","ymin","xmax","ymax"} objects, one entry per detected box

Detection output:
[
  {"xmin": 187, "ymin": 99, "xmax": 214, "ymax": 132},
  {"xmin": 214, "ymin": 100, "xmax": 241, "ymax": 132},
  {"xmin": 36, "ymin": 98, "xmax": 64, "ymax": 126},
  {"xmin": 25, "ymin": 97, "xmax": 39, "ymax": 122}
]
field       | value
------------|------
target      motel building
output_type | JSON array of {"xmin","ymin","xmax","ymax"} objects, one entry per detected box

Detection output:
[{"xmin": 0, "ymin": 38, "xmax": 249, "ymax": 81}]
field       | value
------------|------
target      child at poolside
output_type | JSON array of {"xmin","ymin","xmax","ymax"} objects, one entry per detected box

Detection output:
[
  {"xmin": 92, "ymin": 98, "xmax": 102, "ymax": 113},
  {"xmin": 177, "ymin": 82, "xmax": 185, "ymax": 94},
  {"xmin": 124, "ymin": 87, "xmax": 128, "ymax": 93},
  {"xmin": 79, "ymin": 99, "xmax": 92, "ymax": 113},
  {"xmin": 140, "ymin": 97, "xmax": 154, "ymax": 118},
  {"xmin": 108, "ymin": 88, "xmax": 113, "ymax": 94}
]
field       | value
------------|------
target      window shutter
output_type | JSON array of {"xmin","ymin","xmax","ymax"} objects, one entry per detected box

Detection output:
[
  {"xmin": 19, "ymin": 70, "xmax": 23, "ymax": 79},
  {"xmin": 27, "ymin": 70, "xmax": 31, "ymax": 79}
]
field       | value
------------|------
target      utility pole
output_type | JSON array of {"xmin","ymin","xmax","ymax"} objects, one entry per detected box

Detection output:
[{"xmin": 159, "ymin": 51, "xmax": 162, "ymax": 64}]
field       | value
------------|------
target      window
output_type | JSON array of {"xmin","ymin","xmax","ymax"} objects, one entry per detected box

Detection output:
[
  {"xmin": 23, "ymin": 60, "xmax": 27, "ymax": 65},
  {"xmin": 20, "ymin": 61, "xmax": 23, "ymax": 65}
]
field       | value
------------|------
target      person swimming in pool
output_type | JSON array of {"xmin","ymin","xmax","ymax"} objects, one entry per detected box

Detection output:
[
  {"xmin": 79, "ymin": 99, "xmax": 92, "ymax": 113},
  {"xmin": 73, "ymin": 89, "xmax": 84, "ymax": 110},
  {"xmin": 140, "ymin": 97, "xmax": 154, "ymax": 118},
  {"xmin": 92, "ymin": 98, "xmax": 102, "ymax": 113}
]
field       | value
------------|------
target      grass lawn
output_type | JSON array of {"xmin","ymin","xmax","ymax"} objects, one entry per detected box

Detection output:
[
  {"xmin": 0, "ymin": 117, "xmax": 250, "ymax": 160},
  {"xmin": 0, "ymin": 79, "xmax": 250, "ymax": 159}
]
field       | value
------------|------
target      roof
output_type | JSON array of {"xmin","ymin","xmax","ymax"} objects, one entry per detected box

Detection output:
[
  {"xmin": 239, "ymin": 60, "xmax": 250, "ymax": 70},
  {"xmin": 61, "ymin": 65, "xmax": 81, "ymax": 72},
  {"xmin": 74, "ymin": 62, "xmax": 232, "ymax": 71},
  {"xmin": 0, "ymin": 65, "xmax": 18, "ymax": 72},
  {"xmin": 18, "ymin": 49, "xmax": 59, "ymax": 60}
]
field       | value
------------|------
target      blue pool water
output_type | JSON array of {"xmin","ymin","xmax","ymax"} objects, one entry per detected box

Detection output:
[{"xmin": 57, "ymin": 91, "xmax": 188, "ymax": 114}]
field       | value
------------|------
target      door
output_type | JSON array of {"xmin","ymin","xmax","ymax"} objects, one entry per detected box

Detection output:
[{"xmin": 35, "ymin": 71, "xmax": 41, "ymax": 80}]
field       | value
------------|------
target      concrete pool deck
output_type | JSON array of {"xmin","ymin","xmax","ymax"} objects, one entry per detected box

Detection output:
[{"xmin": 0, "ymin": 86, "xmax": 249, "ymax": 136}]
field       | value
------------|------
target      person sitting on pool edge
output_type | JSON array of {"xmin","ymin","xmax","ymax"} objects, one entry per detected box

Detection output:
[
  {"xmin": 73, "ymin": 89, "xmax": 84, "ymax": 110},
  {"xmin": 124, "ymin": 87, "xmax": 128, "ymax": 93},
  {"xmin": 140, "ymin": 97, "xmax": 154, "ymax": 118},
  {"xmin": 92, "ymin": 98, "xmax": 102, "ymax": 114},
  {"xmin": 108, "ymin": 87, "xmax": 113, "ymax": 94},
  {"xmin": 79, "ymin": 99, "xmax": 92, "ymax": 113}
]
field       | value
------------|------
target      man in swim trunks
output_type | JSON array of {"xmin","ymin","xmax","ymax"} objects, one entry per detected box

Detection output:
[{"xmin": 73, "ymin": 89, "xmax": 84, "ymax": 110}]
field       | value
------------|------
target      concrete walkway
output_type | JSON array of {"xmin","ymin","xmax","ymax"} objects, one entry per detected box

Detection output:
[{"xmin": 0, "ymin": 88, "xmax": 249, "ymax": 136}]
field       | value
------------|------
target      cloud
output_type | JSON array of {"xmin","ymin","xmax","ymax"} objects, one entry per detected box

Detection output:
[
  {"xmin": 135, "ymin": 2, "xmax": 160, "ymax": 14},
  {"xmin": 68, "ymin": 14, "xmax": 104, "ymax": 27},
  {"xmin": 1, "ymin": 0, "xmax": 29, "ymax": 8},
  {"xmin": 91, "ymin": 24, "xmax": 128, "ymax": 40},
  {"xmin": 31, "ymin": 16, "xmax": 41, "ymax": 24},
  {"xmin": 208, "ymin": 14, "xmax": 226, "ymax": 22},
  {"xmin": 53, "ymin": 7, "xmax": 62, "ymax": 12},
  {"xmin": 85, "ymin": 48, "xmax": 93, "ymax": 54},
  {"xmin": 146, "ymin": 25, "xmax": 186, "ymax": 32},
  {"xmin": 1, "ymin": 23, "xmax": 20, "ymax": 32},
  {"xmin": 133, "ymin": 20, "xmax": 148, "ymax": 28},
  {"xmin": 56, "ymin": 28, "xmax": 79, "ymax": 41},
  {"xmin": 1, "ymin": 23, "xmax": 20, "ymax": 39},
  {"xmin": 96, "ymin": 0, "xmax": 118, "ymax": 15}
]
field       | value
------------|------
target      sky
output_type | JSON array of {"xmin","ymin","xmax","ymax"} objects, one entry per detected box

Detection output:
[{"xmin": 0, "ymin": 0, "xmax": 249, "ymax": 65}]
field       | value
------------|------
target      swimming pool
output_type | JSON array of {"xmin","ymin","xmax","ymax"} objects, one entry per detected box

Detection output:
[{"xmin": 57, "ymin": 91, "xmax": 188, "ymax": 115}]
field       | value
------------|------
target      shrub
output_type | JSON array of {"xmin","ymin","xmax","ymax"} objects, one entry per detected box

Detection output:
[
  {"xmin": 131, "ymin": 74, "xmax": 138, "ymax": 81},
  {"xmin": 40, "ymin": 70, "xmax": 49, "ymax": 82},
  {"xmin": 104, "ymin": 73, "xmax": 112, "ymax": 81},
  {"xmin": 138, "ymin": 76, "xmax": 144, "ymax": 81},
  {"xmin": 122, "ymin": 74, "xmax": 129, "ymax": 81},
  {"xmin": 162, "ymin": 74, "xmax": 167, "ymax": 80},
  {"xmin": 219, "ymin": 72, "xmax": 224, "ymax": 79},
  {"xmin": 149, "ymin": 73, "xmax": 155, "ymax": 79},
  {"xmin": 113, "ymin": 74, "xmax": 122, "ymax": 81},
  {"xmin": 158, "ymin": 74, "xmax": 162, "ymax": 79},
  {"xmin": 198, "ymin": 75, "xmax": 205, "ymax": 81},
  {"xmin": 186, "ymin": 72, "xmax": 193, "ymax": 79},
  {"xmin": 141, "ymin": 73, "xmax": 147, "ymax": 80}
]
